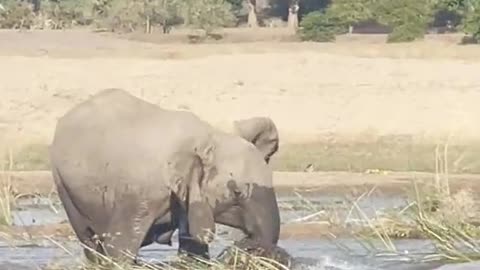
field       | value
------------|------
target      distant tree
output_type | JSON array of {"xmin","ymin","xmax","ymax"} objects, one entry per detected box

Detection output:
[
  {"xmin": 298, "ymin": 10, "xmax": 342, "ymax": 42},
  {"xmin": 372, "ymin": 0, "xmax": 434, "ymax": 42},
  {"xmin": 268, "ymin": 0, "xmax": 330, "ymax": 21},
  {"xmin": 226, "ymin": 0, "xmax": 243, "ymax": 13},
  {"xmin": 287, "ymin": 0, "xmax": 299, "ymax": 30},
  {"xmin": 457, "ymin": 0, "xmax": 480, "ymax": 42},
  {"xmin": 143, "ymin": 0, "xmax": 183, "ymax": 33},
  {"xmin": 184, "ymin": 0, "xmax": 235, "ymax": 33},
  {"xmin": 246, "ymin": 0, "xmax": 257, "ymax": 27},
  {"xmin": 327, "ymin": 0, "xmax": 374, "ymax": 33}
]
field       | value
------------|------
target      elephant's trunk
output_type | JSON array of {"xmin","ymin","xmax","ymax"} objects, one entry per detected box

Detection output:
[{"xmin": 243, "ymin": 184, "xmax": 280, "ymax": 246}]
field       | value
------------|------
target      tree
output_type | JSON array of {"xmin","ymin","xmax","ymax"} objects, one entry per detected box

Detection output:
[
  {"xmin": 226, "ymin": 0, "xmax": 243, "ymax": 17},
  {"xmin": 287, "ymin": 0, "xmax": 299, "ymax": 31},
  {"xmin": 246, "ymin": 0, "xmax": 257, "ymax": 27},
  {"xmin": 184, "ymin": 0, "xmax": 235, "ymax": 34},
  {"xmin": 372, "ymin": 0, "xmax": 435, "ymax": 42},
  {"xmin": 143, "ymin": 0, "xmax": 183, "ymax": 33},
  {"xmin": 327, "ymin": 0, "xmax": 374, "ymax": 33},
  {"xmin": 458, "ymin": 1, "xmax": 480, "ymax": 42},
  {"xmin": 298, "ymin": 10, "xmax": 343, "ymax": 42}
]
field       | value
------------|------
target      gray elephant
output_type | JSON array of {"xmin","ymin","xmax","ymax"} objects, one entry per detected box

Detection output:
[
  {"xmin": 143, "ymin": 115, "xmax": 281, "ymax": 259},
  {"xmin": 49, "ymin": 88, "xmax": 281, "ymax": 263}
]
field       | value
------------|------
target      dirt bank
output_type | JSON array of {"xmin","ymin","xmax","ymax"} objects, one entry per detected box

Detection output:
[{"xmin": 6, "ymin": 170, "xmax": 480, "ymax": 197}]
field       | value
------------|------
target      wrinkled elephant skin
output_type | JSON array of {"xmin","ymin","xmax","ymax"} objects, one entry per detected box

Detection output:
[{"xmin": 49, "ymin": 88, "xmax": 282, "ymax": 263}]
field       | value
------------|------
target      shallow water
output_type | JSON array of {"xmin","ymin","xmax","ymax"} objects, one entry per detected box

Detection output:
[{"xmin": 0, "ymin": 194, "xmax": 451, "ymax": 270}]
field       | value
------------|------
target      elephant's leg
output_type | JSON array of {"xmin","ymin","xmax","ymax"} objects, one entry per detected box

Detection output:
[
  {"xmin": 52, "ymin": 167, "xmax": 101, "ymax": 262},
  {"xmin": 177, "ymin": 208, "xmax": 210, "ymax": 259},
  {"xmin": 101, "ymin": 196, "xmax": 170, "ymax": 263},
  {"xmin": 141, "ymin": 220, "xmax": 176, "ymax": 247},
  {"xmin": 142, "ymin": 197, "xmax": 180, "ymax": 248}
]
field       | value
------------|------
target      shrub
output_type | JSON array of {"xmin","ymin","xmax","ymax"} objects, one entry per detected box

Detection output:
[
  {"xmin": 41, "ymin": 0, "xmax": 93, "ymax": 29},
  {"xmin": 94, "ymin": 0, "xmax": 144, "ymax": 32},
  {"xmin": 459, "ymin": 3, "xmax": 480, "ymax": 43},
  {"xmin": 183, "ymin": 0, "xmax": 236, "ymax": 35},
  {"xmin": 0, "ymin": 0, "xmax": 36, "ymax": 29},
  {"xmin": 373, "ymin": 0, "xmax": 434, "ymax": 43},
  {"xmin": 298, "ymin": 10, "xmax": 342, "ymax": 42},
  {"xmin": 326, "ymin": 0, "xmax": 374, "ymax": 32}
]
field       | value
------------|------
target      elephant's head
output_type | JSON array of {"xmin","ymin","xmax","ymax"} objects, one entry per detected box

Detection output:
[
  {"xmin": 232, "ymin": 117, "xmax": 279, "ymax": 164},
  {"xmin": 204, "ymin": 117, "xmax": 281, "ymax": 247}
]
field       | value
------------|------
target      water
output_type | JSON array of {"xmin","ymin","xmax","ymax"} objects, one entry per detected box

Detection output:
[{"xmin": 0, "ymin": 194, "xmax": 454, "ymax": 270}]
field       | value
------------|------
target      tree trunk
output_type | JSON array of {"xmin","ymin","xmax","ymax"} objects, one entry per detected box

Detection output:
[
  {"xmin": 247, "ymin": 0, "xmax": 258, "ymax": 28},
  {"xmin": 348, "ymin": 25, "xmax": 354, "ymax": 34},
  {"xmin": 145, "ymin": 16, "xmax": 151, "ymax": 34},
  {"xmin": 287, "ymin": 1, "xmax": 299, "ymax": 31}
]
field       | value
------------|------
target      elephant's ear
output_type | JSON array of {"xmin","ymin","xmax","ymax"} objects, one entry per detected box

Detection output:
[
  {"xmin": 186, "ymin": 142, "xmax": 216, "ymax": 244},
  {"xmin": 233, "ymin": 117, "xmax": 279, "ymax": 163}
]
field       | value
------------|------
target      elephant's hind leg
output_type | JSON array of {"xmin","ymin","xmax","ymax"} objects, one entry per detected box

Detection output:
[
  {"xmin": 100, "ymin": 195, "xmax": 169, "ymax": 263},
  {"xmin": 51, "ymin": 167, "xmax": 102, "ymax": 262}
]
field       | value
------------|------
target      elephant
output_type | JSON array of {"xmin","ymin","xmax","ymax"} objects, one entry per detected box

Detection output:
[
  {"xmin": 142, "ymin": 115, "xmax": 281, "ymax": 259},
  {"xmin": 49, "ymin": 88, "xmax": 282, "ymax": 263}
]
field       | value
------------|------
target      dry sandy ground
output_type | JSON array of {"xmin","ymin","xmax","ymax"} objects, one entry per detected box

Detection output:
[{"xmin": 2, "ymin": 29, "xmax": 480, "ymax": 152}]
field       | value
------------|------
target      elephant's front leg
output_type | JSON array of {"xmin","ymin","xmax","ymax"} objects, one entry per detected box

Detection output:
[
  {"xmin": 141, "ymin": 220, "xmax": 176, "ymax": 247},
  {"xmin": 176, "ymin": 199, "xmax": 210, "ymax": 259}
]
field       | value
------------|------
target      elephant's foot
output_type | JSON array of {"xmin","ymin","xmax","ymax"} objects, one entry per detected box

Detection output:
[
  {"xmin": 217, "ymin": 238, "xmax": 293, "ymax": 269},
  {"xmin": 178, "ymin": 237, "xmax": 210, "ymax": 260}
]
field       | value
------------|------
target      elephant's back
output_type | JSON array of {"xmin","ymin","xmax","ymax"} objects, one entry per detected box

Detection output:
[{"xmin": 50, "ymin": 88, "xmax": 212, "ymax": 188}]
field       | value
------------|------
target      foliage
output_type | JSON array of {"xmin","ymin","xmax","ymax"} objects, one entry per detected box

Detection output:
[
  {"xmin": 184, "ymin": 0, "xmax": 235, "ymax": 34},
  {"xmin": 226, "ymin": 0, "xmax": 244, "ymax": 16},
  {"xmin": 327, "ymin": 0, "xmax": 374, "ymax": 28},
  {"xmin": 0, "ymin": 0, "xmax": 36, "ymax": 29},
  {"xmin": 298, "ymin": 10, "xmax": 342, "ymax": 42},
  {"xmin": 94, "ymin": 0, "xmax": 144, "ymax": 32},
  {"xmin": 142, "ymin": 0, "xmax": 184, "ymax": 31},
  {"xmin": 41, "ymin": 0, "xmax": 94, "ymax": 29},
  {"xmin": 457, "ymin": 1, "xmax": 480, "ymax": 42},
  {"xmin": 372, "ymin": 0, "xmax": 435, "ymax": 42}
]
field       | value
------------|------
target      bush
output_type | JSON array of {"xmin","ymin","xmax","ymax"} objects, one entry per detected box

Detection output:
[
  {"xmin": 459, "ymin": 3, "xmax": 480, "ymax": 43},
  {"xmin": 93, "ymin": 0, "xmax": 144, "ymax": 32},
  {"xmin": 184, "ymin": 0, "xmax": 235, "ymax": 34},
  {"xmin": 373, "ymin": 0, "xmax": 434, "ymax": 43},
  {"xmin": 42, "ymin": 0, "xmax": 93, "ymax": 29},
  {"xmin": 386, "ymin": 23, "xmax": 428, "ymax": 43},
  {"xmin": 0, "ymin": 0, "xmax": 36, "ymax": 29},
  {"xmin": 326, "ymin": 0, "xmax": 374, "ymax": 32},
  {"xmin": 298, "ymin": 10, "xmax": 342, "ymax": 42}
]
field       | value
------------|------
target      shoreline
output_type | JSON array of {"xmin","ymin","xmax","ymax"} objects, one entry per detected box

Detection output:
[{"xmin": 5, "ymin": 170, "xmax": 480, "ymax": 197}]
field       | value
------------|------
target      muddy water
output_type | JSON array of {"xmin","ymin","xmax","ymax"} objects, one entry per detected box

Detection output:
[{"xmin": 0, "ymin": 195, "xmax": 451, "ymax": 270}]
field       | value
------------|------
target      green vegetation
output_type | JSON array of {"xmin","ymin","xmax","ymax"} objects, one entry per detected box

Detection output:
[
  {"xmin": 272, "ymin": 138, "xmax": 480, "ymax": 173},
  {"xmin": 1, "ymin": 0, "xmax": 480, "ymax": 44},
  {"xmin": 8, "ymin": 137, "xmax": 480, "ymax": 174},
  {"xmin": 298, "ymin": 10, "xmax": 342, "ymax": 42}
]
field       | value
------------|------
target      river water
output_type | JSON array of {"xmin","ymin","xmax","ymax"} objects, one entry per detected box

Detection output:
[{"xmin": 0, "ymin": 194, "xmax": 456, "ymax": 270}]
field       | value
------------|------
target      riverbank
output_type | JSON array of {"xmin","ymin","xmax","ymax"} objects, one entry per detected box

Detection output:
[{"xmin": 6, "ymin": 170, "xmax": 480, "ymax": 197}]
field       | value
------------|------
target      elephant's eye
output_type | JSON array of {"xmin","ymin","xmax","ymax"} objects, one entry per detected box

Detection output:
[{"xmin": 226, "ymin": 179, "xmax": 242, "ymax": 198}]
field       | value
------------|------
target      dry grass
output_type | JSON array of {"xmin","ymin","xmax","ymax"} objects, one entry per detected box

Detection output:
[
  {"xmin": 344, "ymin": 145, "xmax": 480, "ymax": 265},
  {"xmin": 35, "ymin": 227, "xmax": 293, "ymax": 270},
  {"xmin": 0, "ymin": 149, "xmax": 15, "ymax": 226}
]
